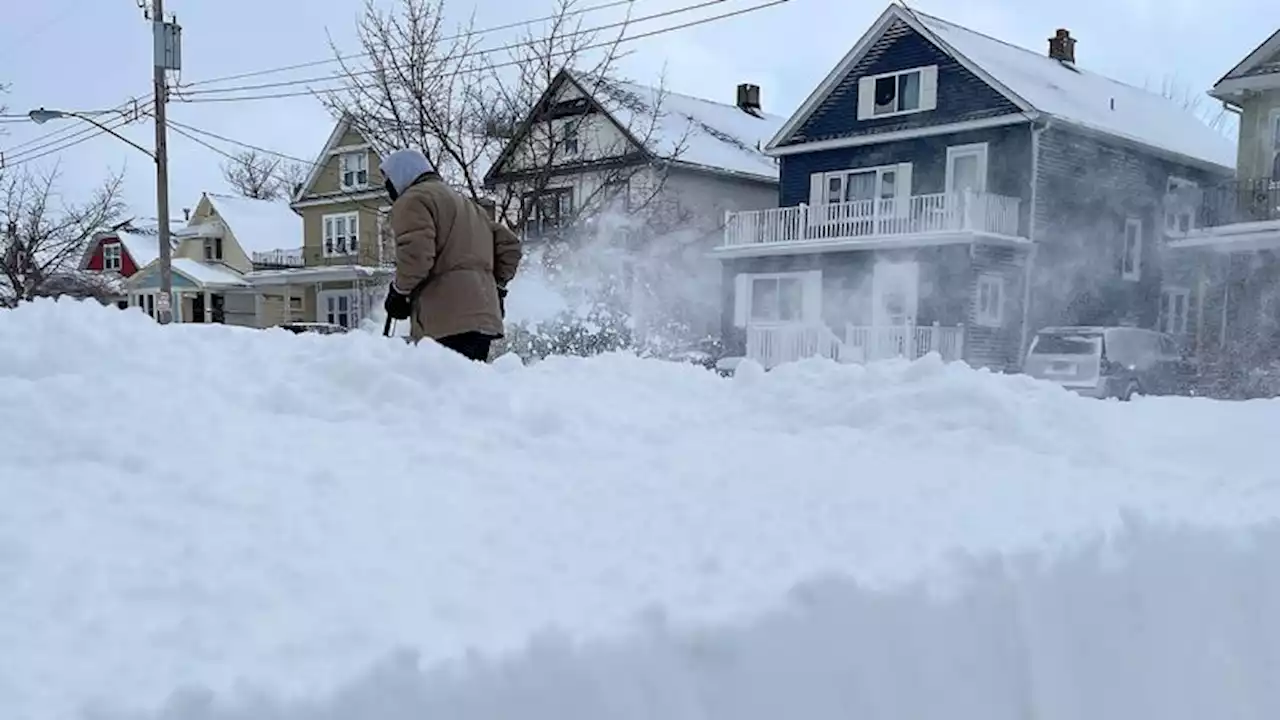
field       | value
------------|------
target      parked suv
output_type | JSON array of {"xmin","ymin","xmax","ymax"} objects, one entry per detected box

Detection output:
[{"xmin": 1023, "ymin": 326, "xmax": 1195, "ymax": 400}]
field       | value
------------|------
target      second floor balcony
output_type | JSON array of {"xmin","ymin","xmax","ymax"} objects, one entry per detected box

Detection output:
[
  {"xmin": 719, "ymin": 191, "xmax": 1025, "ymax": 254},
  {"xmin": 1172, "ymin": 177, "xmax": 1280, "ymax": 235}
]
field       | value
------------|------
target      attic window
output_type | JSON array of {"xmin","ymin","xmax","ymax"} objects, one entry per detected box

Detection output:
[
  {"xmin": 340, "ymin": 152, "xmax": 368, "ymax": 189},
  {"xmin": 102, "ymin": 241, "xmax": 122, "ymax": 271},
  {"xmin": 204, "ymin": 237, "xmax": 223, "ymax": 261},
  {"xmin": 561, "ymin": 121, "xmax": 580, "ymax": 155},
  {"xmin": 858, "ymin": 66, "xmax": 937, "ymax": 120}
]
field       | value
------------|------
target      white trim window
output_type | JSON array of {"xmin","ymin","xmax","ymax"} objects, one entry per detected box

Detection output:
[
  {"xmin": 1122, "ymin": 217, "xmax": 1142, "ymax": 281},
  {"xmin": 102, "ymin": 241, "xmax": 122, "ymax": 271},
  {"xmin": 1160, "ymin": 287, "xmax": 1190, "ymax": 335},
  {"xmin": 1164, "ymin": 176, "xmax": 1198, "ymax": 237},
  {"xmin": 975, "ymin": 272, "xmax": 1004, "ymax": 327},
  {"xmin": 339, "ymin": 151, "xmax": 369, "ymax": 189},
  {"xmin": 733, "ymin": 270, "xmax": 822, "ymax": 327},
  {"xmin": 317, "ymin": 289, "xmax": 359, "ymax": 328},
  {"xmin": 857, "ymin": 65, "xmax": 939, "ymax": 120},
  {"xmin": 322, "ymin": 212, "xmax": 360, "ymax": 257},
  {"xmin": 1270, "ymin": 108, "xmax": 1280, "ymax": 181},
  {"xmin": 561, "ymin": 120, "xmax": 581, "ymax": 155},
  {"xmin": 203, "ymin": 237, "xmax": 223, "ymax": 261}
]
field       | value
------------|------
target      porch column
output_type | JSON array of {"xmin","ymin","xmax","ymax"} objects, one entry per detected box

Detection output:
[
  {"xmin": 204, "ymin": 290, "xmax": 213, "ymax": 323},
  {"xmin": 254, "ymin": 292, "xmax": 264, "ymax": 328},
  {"xmin": 172, "ymin": 292, "xmax": 181, "ymax": 323}
]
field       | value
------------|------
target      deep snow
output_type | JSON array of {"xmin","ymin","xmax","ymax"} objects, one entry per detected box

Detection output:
[{"xmin": 2, "ymin": 299, "xmax": 1279, "ymax": 719}]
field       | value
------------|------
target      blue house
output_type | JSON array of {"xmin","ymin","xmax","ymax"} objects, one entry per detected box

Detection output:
[{"xmin": 713, "ymin": 4, "xmax": 1235, "ymax": 371}]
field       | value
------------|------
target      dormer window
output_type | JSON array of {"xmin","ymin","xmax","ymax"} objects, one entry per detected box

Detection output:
[
  {"xmin": 102, "ymin": 241, "xmax": 122, "ymax": 271},
  {"xmin": 340, "ymin": 152, "xmax": 368, "ymax": 189},
  {"xmin": 857, "ymin": 66, "xmax": 938, "ymax": 120}
]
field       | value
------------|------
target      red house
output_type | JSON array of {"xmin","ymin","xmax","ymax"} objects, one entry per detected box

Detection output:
[{"xmin": 78, "ymin": 219, "xmax": 179, "ymax": 306}]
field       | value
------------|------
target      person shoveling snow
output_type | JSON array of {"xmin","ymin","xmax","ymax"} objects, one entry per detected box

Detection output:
[{"xmin": 380, "ymin": 148, "xmax": 522, "ymax": 361}]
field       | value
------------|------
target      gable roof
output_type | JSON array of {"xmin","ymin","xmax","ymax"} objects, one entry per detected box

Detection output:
[
  {"xmin": 770, "ymin": 4, "xmax": 1234, "ymax": 172},
  {"xmin": 485, "ymin": 69, "xmax": 783, "ymax": 186},
  {"xmin": 79, "ymin": 217, "xmax": 182, "ymax": 271},
  {"xmin": 202, "ymin": 192, "xmax": 302, "ymax": 255},
  {"xmin": 292, "ymin": 114, "xmax": 370, "ymax": 204},
  {"xmin": 1211, "ymin": 28, "xmax": 1280, "ymax": 101}
]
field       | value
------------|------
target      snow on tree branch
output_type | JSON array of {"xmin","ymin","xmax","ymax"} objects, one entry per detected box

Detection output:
[{"xmin": 0, "ymin": 166, "xmax": 126, "ymax": 308}]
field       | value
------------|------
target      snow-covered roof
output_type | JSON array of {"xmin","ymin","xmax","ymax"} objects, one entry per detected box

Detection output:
[
  {"xmin": 908, "ymin": 9, "xmax": 1235, "ymax": 170},
  {"xmin": 171, "ymin": 258, "xmax": 249, "ymax": 287},
  {"xmin": 116, "ymin": 229, "xmax": 162, "ymax": 267},
  {"xmin": 203, "ymin": 193, "xmax": 302, "ymax": 255},
  {"xmin": 586, "ymin": 74, "xmax": 784, "ymax": 181}
]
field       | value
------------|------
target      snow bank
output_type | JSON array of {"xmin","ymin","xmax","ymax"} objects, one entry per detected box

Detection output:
[{"xmin": 2, "ymin": 299, "xmax": 1279, "ymax": 719}]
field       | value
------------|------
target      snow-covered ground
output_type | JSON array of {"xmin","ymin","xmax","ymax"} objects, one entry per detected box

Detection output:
[{"xmin": 3, "ymin": 299, "xmax": 1280, "ymax": 720}]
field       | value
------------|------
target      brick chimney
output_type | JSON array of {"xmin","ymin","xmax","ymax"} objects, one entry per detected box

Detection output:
[
  {"xmin": 1048, "ymin": 28, "xmax": 1076, "ymax": 63},
  {"xmin": 736, "ymin": 83, "xmax": 762, "ymax": 116}
]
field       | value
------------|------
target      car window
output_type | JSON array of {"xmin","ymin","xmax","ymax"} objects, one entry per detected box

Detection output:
[{"xmin": 1031, "ymin": 332, "xmax": 1101, "ymax": 355}]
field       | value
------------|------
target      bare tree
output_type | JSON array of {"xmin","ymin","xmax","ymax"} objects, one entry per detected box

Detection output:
[
  {"xmin": 321, "ymin": 0, "xmax": 687, "ymax": 229},
  {"xmin": 0, "ymin": 166, "xmax": 126, "ymax": 307},
  {"xmin": 1153, "ymin": 73, "xmax": 1233, "ymax": 136},
  {"xmin": 221, "ymin": 148, "xmax": 308, "ymax": 200}
]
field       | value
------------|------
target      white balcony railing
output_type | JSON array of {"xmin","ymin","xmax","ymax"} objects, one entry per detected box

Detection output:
[
  {"xmin": 252, "ymin": 248, "xmax": 305, "ymax": 268},
  {"xmin": 745, "ymin": 321, "xmax": 964, "ymax": 369},
  {"xmin": 723, "ymin": 191, "xmax": 1022, "ymax": 248}
]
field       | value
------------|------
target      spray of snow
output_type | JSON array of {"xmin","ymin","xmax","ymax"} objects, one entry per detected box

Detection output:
[{"xmin": 6, "ymin": 300, "xmax": 1278, "ymax": 719}]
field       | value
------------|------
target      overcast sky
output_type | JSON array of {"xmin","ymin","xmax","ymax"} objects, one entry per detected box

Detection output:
[{"xmin": 0, "ymin": 0, "xmax": 1269, "ymax": 215}]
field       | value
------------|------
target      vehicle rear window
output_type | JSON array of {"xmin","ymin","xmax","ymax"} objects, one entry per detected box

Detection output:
[{"xmin": 1031, "ymin": 333, "xmax": 1100, "ymax": 355}]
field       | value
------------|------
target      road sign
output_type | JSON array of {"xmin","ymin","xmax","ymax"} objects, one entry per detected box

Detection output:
[{"xmin": 155, "ymin": 291, "xmax": 171, "ymax": 312}]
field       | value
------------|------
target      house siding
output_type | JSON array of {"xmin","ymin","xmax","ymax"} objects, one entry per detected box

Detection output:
[
  {"xmin": 968, "ymin": 244, "xmax": 1027, "ymax": 370},
  {"xmin": 300, "ymin": 202, "xmax": 388, "ymax": 267},
  {"xmin": 784, "ymin": 18, "xmax": 1021, "ymax": 146},
  {"xmin": 777, "ymin": 123, "xmax": 1034, "ymax": 226},
  {"xmin": 1029, "ymin": 124, "xmax": 1228, "ymax": 341},
  {"xmin": 85, "ymin": 237, "xmax": 140, "ymax": 276},
  {"xmin": 1236, "ymin": 88, "xmax": 1280, "ymax": 179}
]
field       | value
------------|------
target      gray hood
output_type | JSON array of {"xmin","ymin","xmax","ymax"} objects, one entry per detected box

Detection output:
[{"xmin": 380, "ymin": 149, "xmax": 434, "ymax": 196}]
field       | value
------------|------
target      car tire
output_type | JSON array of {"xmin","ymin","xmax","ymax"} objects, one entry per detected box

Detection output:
[{"xmin": 1121, "ymin": 380, "xmax": 1141, "ymax": 402}]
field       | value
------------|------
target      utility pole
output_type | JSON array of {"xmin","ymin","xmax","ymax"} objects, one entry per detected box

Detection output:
[{"xmin": 148, "ymin": 0, "xmax": 180, "ymax": 324}]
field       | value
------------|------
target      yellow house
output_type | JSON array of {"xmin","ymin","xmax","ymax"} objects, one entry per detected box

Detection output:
[
  {"xmin": 127, "ymin": 192, "xmax": 301, "ymax": 325},
  {"xmin": 253, "ymin": 114, "xmax": 395, "ymax": 330}
]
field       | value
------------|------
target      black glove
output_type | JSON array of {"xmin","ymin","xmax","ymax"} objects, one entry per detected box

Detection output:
[
  {"xmin": 498, "ymin": 285, "xmax": 508, "ymax": 318},
  {"xmin": 384, "ymin": 283, "xmax": 412, "ymax": 320}
]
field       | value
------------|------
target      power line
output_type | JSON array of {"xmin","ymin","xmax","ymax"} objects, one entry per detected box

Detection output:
[
  {"xmin": 176, "ymin": 0, "xmax": 732, "ymax": 99},
  {"xmin": 175, "ymin": 0, "xmax": 787, "ymax": 105},
  {"xmin": 177, "ymin": 0, "xmax": 642, "ymax": 90},
  {"xmin": 1, "ymin": 113, "xmax": 146, "ymax": 170}
]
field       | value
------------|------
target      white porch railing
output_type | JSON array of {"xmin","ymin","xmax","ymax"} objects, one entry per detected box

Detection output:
[
  {"xmin": 723, "ymin": 191, "xmax": 1022, "ymax": 248},
  {"xmin": 252, "ymin": 248, "xmax": 305, "ymax": 268},
  {"xmin": 745, "ymin": 322, "xmax": 964, "ymax": 369}
]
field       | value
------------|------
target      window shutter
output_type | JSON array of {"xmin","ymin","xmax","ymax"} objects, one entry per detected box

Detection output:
[
  {"xmin": 733, "ymin": 274, "xmax": 750, "ymax": 327},
  {"xmin": 857, "ymin": 76, "xmax": 876, "ymax": 120},
  {"xmin": 919, "ymin": 66, "xmax": 939, "ymax": 111},
  {"xmin": 802, "ymin": 270, "xmax": 823, "ymax": 323}
]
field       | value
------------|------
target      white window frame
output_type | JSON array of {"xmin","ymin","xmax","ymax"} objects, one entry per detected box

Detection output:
[
  {"xmin": 857, "ymin": 65, "xmax": 939, "ymax": 120},
  {"xmin": 733, "ymin": 270, "xmax": 822, "ymax": 327},
  {"xmin": 975, "ymin": 272, "xmax": 1004, "ymax": 327},
  {"xmin": 561, "ymin": 120, "xmax": 580, "ymax": 156},
  {"xmin": 748, "ymin": 273, "xmax": 806, "ymax": 325},
  {"xmin": 1270, "ymin": 108, "xmax": 1280, "ymax": 181},
  {"xmin": 203, "ymin": 237, "xmax": 223, "ymax": 261},
  {"xmin": 1122, "ymin": 217, "xmax": 1143, "ymax": 281},
  {"xmin": 317, "ymin": 289, "xmax": 359, "ymax": 329},
  {"xmin": 339, "ymin": 151, "xmax": 369, "ymax": 190},
  {"xmin": 322, "ymin": 212, "xmax": 360, "ymax": 257},
  {"xmin": 102, "ymin": 241, "xmax": 122, "ymax": 271},
  {"xmin": 945, "ymin": 142, "xmax": 990, "ymax": 195},
  {"xmin": 1164, "ymin": 176, "xmax": 1198, "ymax": 237},
  {"xmin": 1160, "ymin": 286, "xmax": 1190, "ymax": 335}
]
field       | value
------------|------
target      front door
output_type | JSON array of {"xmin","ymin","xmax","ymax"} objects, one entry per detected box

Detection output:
[
  {"xmin": 871, "ymin": 261, "xmax": 920, "ymax": 358},
  {"xmin": 191, "ymin": 293, "xmax": 205, "ymax": 324}
]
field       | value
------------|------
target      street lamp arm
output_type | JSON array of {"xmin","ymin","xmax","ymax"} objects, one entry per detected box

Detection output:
[{"xmin": 27, "ymin": 108, "xmax": 156, "ymax": 161}]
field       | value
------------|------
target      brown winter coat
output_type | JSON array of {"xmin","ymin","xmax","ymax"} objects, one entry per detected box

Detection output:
[{"xmin": 389, "ymin": 175, "xmax": 522, "ymax": 342}]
